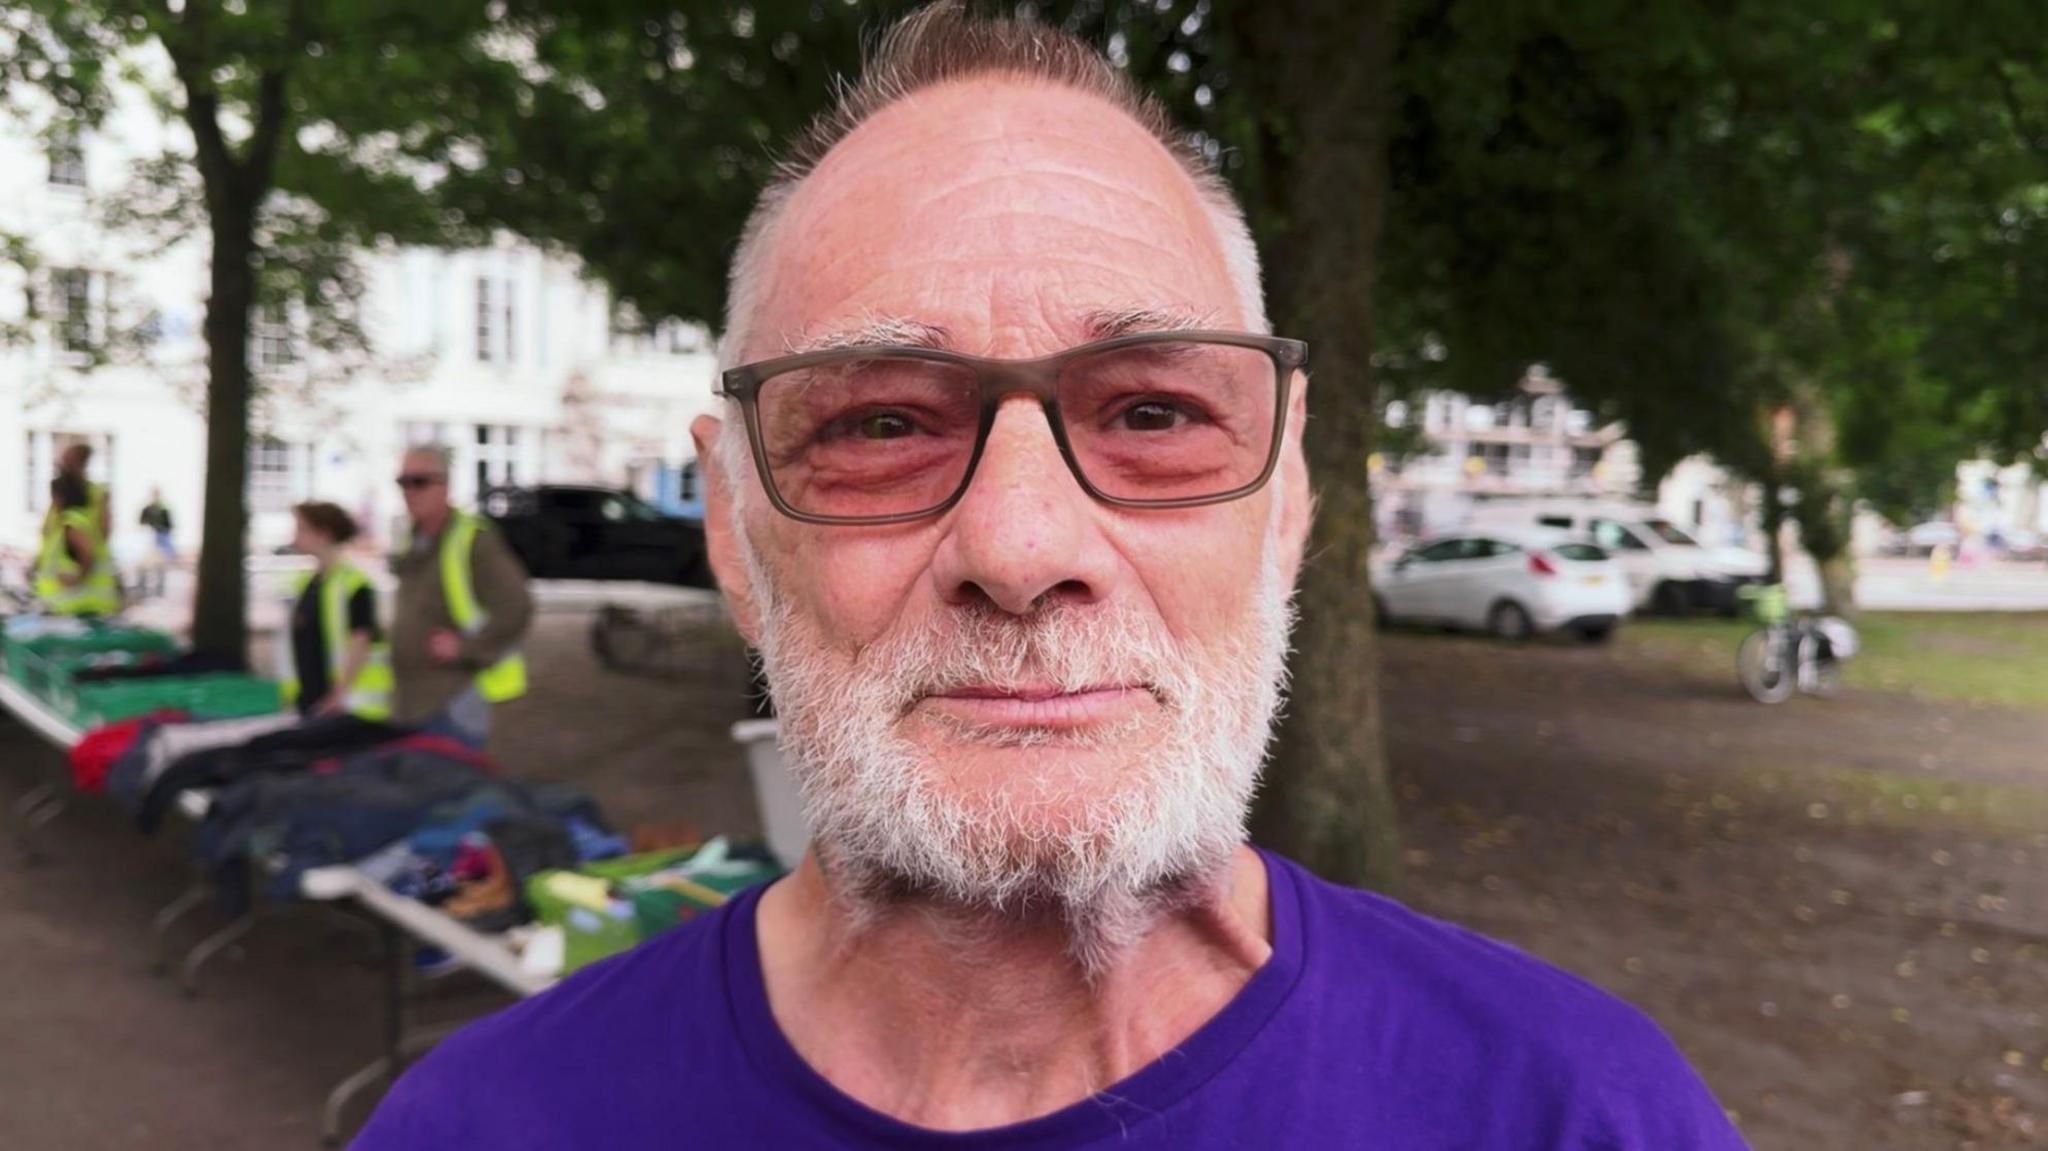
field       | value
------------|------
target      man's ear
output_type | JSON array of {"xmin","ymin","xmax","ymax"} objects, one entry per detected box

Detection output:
[
  {"xmin": 692, "ymin": 414, "xmax": 763, "ymax": 647},
  {"xmin": 1276, "ymin": 371, "xmax": 1313, "ymax": 588}
]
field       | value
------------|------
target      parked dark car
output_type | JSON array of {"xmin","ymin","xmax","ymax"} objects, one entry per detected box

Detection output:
[{"xmin": 482, "ymin": 485, "xmax": 712, "ymax": 588}]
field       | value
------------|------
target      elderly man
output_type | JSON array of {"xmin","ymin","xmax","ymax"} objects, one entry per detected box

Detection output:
[
  {"xmin": 388, "ymin": 444, "xmax": 533, "ymax": 748},
  {"xmin": 358, "ymin": 8, "xmax": 1744, "ymax": 1148}
]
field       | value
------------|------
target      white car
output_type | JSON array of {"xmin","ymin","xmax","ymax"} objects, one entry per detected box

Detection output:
[
  {"xmin": 1373, "ymin": 531, "xmax": 1633, "ymax": 642},
  {"xmin": 1466, "ymin": 501, "xmax": 1767, "ymax": 615}
]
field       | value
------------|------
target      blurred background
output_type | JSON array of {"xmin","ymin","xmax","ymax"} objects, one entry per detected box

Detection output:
[{"xmin": 1, "ymin": 1, "xmax": 2045, "ymax": 1147}]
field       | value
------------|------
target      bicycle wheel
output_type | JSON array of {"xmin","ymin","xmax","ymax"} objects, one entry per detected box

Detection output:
[{"xmin": 1738, "ymin": 628, "xmax": 1797, "ymax": 704}]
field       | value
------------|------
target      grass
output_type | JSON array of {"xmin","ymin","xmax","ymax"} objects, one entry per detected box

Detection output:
[{"xmin": 1625, "ymin": 612, "xmax": 2048, "ymax": 709}]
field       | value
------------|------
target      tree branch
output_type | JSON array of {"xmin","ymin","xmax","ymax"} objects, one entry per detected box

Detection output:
[
  {"xmin": 240, "ymin": 0, "xmax": 311, "ymax": 199},
  {"xmin": 1992, "ymin": 60, "xmax": 2047, "ymax": 160},
  {"xmin": 153, "ymin": 0, "xmax": 237, "ymax": 206}
]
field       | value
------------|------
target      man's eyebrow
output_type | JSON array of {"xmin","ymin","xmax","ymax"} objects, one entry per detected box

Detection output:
[
  {"xmin": 782, "ymin": 317, "xmax": 952, "ymax": 355},
  {"xmin": 1080, "ymin": 307, "xmax": 1217, "ymax": 341}
]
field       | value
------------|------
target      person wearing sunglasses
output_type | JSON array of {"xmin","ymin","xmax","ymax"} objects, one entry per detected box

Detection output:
[
  {"xmin": 360, "ymin": 7, "xmax": 1742, "ymax": 1149},
  {"xmin": 386, "ymin": 443, "xmax": 533, "ymax": 749}
]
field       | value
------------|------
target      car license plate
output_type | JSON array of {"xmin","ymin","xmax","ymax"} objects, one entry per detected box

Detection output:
[{"xmin": 1582, "ymin": 575, "xmax": 1606, "ymax": 586}]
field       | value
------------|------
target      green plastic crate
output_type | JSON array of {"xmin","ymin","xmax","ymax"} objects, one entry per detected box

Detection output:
[
  {"xmin": 57, "ymin": 672, "xmax": 282, "ymax": 727},
  {"xmin": 2, "ymin": 628, "xmax": 180, "ymax": 697}
]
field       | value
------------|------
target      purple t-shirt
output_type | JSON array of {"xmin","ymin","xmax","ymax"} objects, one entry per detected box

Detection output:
[{"xmin": 356, "ymin": 850, "xmax": 1746, "ymax": 1149}]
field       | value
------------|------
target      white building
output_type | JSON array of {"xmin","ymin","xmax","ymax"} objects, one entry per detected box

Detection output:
[
  {"xmin": 0, "ymin": 63, "xmax": 720, "ymax": 565},
  {"xmin": 1374, "ymin": 374, "xmax": 1640, "ymax": 540}
]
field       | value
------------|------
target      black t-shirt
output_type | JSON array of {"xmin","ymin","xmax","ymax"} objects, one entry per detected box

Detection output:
[
  {"xmin": 292, "ymin": 573, "xmax": 380, "ymax": 713},
  {"xmin": 140, "ymin": 503, "xmax": 173, "ymax": 533}
]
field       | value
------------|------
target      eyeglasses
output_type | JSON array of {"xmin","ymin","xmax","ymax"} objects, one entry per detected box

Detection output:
[
  {"xmin": 395, "ymin": 473, "xmax": 446, "ymax": 491},
  {"xmin": 718, "ymin": 330, "xmax": 1306, "ymax": 525}
]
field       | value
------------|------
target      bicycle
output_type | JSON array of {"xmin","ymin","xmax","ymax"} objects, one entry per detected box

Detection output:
[{"xmin": 1735, "ymin": 584, "xmax": 1857, "ymax": 704}]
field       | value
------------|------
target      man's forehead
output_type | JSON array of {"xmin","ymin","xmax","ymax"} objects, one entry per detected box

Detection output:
[
  {"xmin": 779, "ymin": 305, "xmax": 1219, "ymax": 357},
  {"xmin": 752, "ymin": 78, "xmax": 1239, "ymax": 357}
]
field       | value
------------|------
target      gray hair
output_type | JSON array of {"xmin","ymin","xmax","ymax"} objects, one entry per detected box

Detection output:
[
  {"xmin": 716, "ymin": 3, "xmax": 1268, "ymax": 493},
  {"xmin": 402, "ymin": 442, "xmax": 455, "ymax": 477}
]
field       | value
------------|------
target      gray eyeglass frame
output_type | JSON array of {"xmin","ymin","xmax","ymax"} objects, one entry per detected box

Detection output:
[{"xmin": 717, "ymin": 329, "xmax": 1308, "ymax": 526}]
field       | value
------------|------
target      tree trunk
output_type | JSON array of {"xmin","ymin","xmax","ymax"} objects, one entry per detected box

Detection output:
[
  {"xmin": 1819, "ymin": 551, "xmax": 1857, "ymax": 618},
  {"xmin": 188, "ymin": 212, "xmax": 255, "ymax": 662},
  {"xmin": 1760, "ymin": 469, "xmax": 1787, "ymax": 584},
  {"xmin": 1247, "ymin": 0, "xmax": 1403, "ymax": 893}
]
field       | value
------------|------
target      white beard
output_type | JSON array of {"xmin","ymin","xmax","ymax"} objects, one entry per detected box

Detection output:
[{"xmin": 745, "ymin": 524, "xmax": 1295, "ymax": 972}]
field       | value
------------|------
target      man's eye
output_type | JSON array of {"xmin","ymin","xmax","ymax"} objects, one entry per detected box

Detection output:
[
  {"xmin": 1119, "ymin": 401, "xmax": 1187, "ymax": 431},
  {"xmin": 857, "ymin": 412, "xmax": 916, "ymax": 439}
]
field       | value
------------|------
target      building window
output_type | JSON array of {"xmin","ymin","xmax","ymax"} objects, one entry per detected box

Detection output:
[
  {"xmin": 248, "ymin": 437, "xmax": 309, "ymax": 513},
  {"xmin": 476, "ymin": 275, "xmax": 516, "ymax": 364},
  {"xmin": 52, "ymin": 268, "xmax": 96, "ymax": 353},
  {"xmin": 503, "ymin": 279, "xmax": 517, "ymax": 363},
  {"xmin": 475, "ymin": 424, "xmax": 521, "ymax": 494},
  {"xmin": 1467, "ymin": 442, "xmax": 1511, "ymax": 477},
  {"xmin": 473, "ymin": 276, "xmax": 493, "ymax": 360},
  {"xmin": 48, "ymin": 124, "xmax": 86, "ymax": 190},
  {"xmin": 254, "ymin": 307, "xmax": 296, "ymax": 369},
  {"xmin": 1569, "ymin": 446, "xmax": 1604, "ymax": 478}
]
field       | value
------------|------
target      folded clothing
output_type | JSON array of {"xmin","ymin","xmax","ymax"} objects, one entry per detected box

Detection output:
[
  {"xmin": 69, "ymin": 710, "xmax": 189, "ymax": 793},
  {"xmin": 133, "ymin": 714, "xmax": 414, "ymax": 833},
  {"xmin": 195, "ymin": 744, "xmax": 599, "ymax": 916}
]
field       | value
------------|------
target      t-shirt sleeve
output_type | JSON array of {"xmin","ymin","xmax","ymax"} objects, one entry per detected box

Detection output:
[
  {"xmin": 347, "ymin": 585, "xmax": 381, "ymax": 641},
  {"xmin": 1587, "ymin": 1013, "xmax": 1751, "ymax": 1150}
]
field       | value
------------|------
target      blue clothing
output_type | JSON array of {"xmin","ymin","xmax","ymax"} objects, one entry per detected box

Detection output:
[{"xmin": 356, "ymin": 849, "xmax": 1746, "ymax": 1149}]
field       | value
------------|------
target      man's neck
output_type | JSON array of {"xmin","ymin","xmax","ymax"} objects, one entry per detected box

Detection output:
[
  {"xmin": 413, "ymin": 508, "xmax": 451, "ymax": 538},
  {"xmin": 754, "ymin": 845, "xmax": 1272, "ymax": 1132}
]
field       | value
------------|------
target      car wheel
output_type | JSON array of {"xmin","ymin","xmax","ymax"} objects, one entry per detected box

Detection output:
[
  {"xmin": 1650, "ymin": 581, "xmax": 1688, "ymax": 616},
  {"xmin": 1489, "ymin": 601, "xmax": 1534, "ymax": 643},
  {"xmin": 1372, "ymin": 594, "xmax": 1391, "ymax": 630}
]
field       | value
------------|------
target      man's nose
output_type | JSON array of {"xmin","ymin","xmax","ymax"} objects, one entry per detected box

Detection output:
[{"xmin": 928, "ymin": 398, "xmax": 1116, "ymax": 616}]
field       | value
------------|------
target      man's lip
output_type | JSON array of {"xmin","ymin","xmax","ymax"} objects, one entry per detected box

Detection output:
[
  {"xmin": 930, "ymin": 684, "xmax": 1126, "ymax": 702},
  {"xmin": 914, "ymin": 685, "xmax": 1151, "ymax": 729}
]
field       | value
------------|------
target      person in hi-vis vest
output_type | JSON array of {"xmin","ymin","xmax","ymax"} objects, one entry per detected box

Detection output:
[
  {"xmin": 280, "ymin": 502, "xmax": 391, "ymax": 720},
  {"xmin": 33, "ymin": 473, "xmax": 120, "ymax": 616},
  {"xmin": 389, "ymin": 445, "xmax": 533, "ymax": 748},
  {"xmin": 39, "ymin": 443, "xmax": 111, "ymax": 545}
]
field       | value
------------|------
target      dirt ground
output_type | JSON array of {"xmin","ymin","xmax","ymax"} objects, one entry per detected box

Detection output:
[
  {"xmin": 1, "ymin": 609, "xmax": 2042, "ymax": 1148},
  {"xmin": 1386, "ymin": 631, "xmax": 2048, "ymax": 1150}
]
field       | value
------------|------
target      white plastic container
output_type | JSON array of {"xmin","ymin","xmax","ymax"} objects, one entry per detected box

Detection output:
[{"xmin": 730, "ymin": 718, "xmax": 808, "ymax": 867}]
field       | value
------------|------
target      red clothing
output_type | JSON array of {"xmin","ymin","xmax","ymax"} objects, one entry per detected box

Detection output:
[{"xmin": 69, "ymin": 710, "xmax": 188, "ymax": 792}]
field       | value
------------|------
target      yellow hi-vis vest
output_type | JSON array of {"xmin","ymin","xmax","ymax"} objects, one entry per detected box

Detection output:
[
  {"xmin": 438, "ymin": 511, "xmax": 527, "ymax": 703},
  {"xmin": 33, "ymin": 508, "xmax": 120, "ymax": 616},
  {"xmin": 279, "ymin": 562, "xmax": 393, "ymax": 720}
]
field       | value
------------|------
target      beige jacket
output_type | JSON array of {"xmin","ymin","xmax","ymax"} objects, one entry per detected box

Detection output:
[{"xmin": 389, "ymin": 516, "xmax": 535, "ymax": 722}]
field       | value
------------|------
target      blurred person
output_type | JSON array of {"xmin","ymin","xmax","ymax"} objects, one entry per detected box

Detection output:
[
  {"xmin": 33, "ymin": 472, "xmax": 119, "ymax": 617},
  {"xmin": 138, "ymin": 486, "xmax": 174, "ymax": 600},
  {"xmin": 280, "ymin": 501, "xmax": 391, "ymax": 720},
  {"xmin": 387, "ymin": 444, "xmax": 531, "ymax": 748},
  {"xmin": 41, "ymin": 442, "xmax": 112, "ymax": 543},
  {"xmin": 359, "ymin": 8, "xmax": 1744, "ymax": 1149}
]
